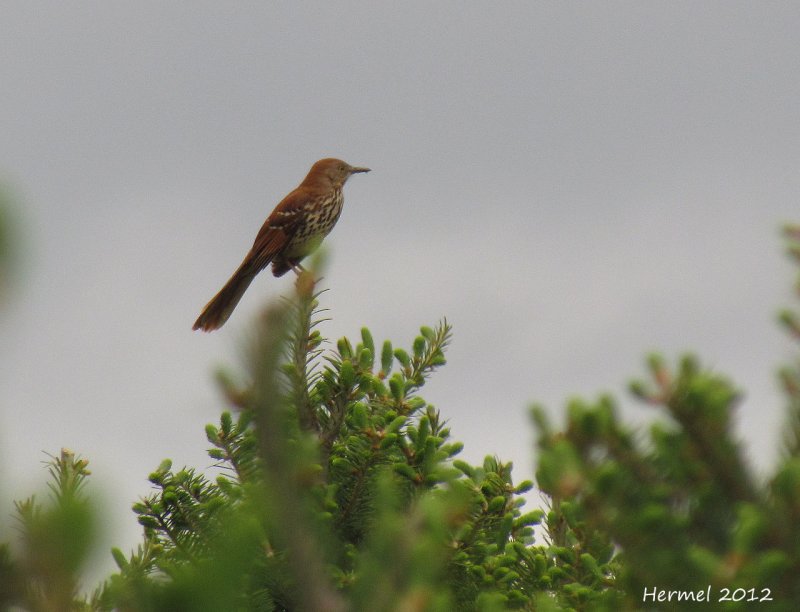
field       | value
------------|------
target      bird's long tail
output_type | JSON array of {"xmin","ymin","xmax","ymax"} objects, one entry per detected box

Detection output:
[{"xmin": 193, "ymin": 259, "xmax": 258, "ymax": 332}]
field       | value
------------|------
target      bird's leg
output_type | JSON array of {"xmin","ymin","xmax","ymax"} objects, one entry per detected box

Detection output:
[{"xmin": 290, "ymin": 261, "xmax": 308, "ymax": 276}]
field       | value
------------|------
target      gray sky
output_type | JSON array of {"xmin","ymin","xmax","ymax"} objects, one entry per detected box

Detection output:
[{"xmin": 2, "ymin": 2, "xmax": 800, "ymax": 576}]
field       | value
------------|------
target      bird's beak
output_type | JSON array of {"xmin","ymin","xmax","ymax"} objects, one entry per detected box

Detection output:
[{"xmin": 349, "ymin": 166, "xmax": 371, "ymax": 174}]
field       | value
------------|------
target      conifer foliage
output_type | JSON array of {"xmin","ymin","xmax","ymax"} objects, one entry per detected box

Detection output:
[
  {"xmin": 90, "ymin": 276, "xmax": 550, "ymax": 611},
  {"xmin": 533, "ymin": 225, "xmax": 800, "ymax": 611},
  {"xmin": 3, "ymin": 228, "xmax": 800, "ymax": 610}
]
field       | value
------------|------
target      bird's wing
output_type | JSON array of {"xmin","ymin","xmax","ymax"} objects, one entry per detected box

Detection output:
[{"xmin": 247, "ymin": 188, "xmax": 308, "ymax": 271}]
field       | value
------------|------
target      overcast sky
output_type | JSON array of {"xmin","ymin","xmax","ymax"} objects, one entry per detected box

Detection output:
[{"xmin": 2, "ymin": 2, "xmax": 800, "ymax": 578}]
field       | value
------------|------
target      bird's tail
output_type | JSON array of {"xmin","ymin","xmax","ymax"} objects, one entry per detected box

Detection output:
[{"xmin": 193, "ymin": 260, "xmax": 258, "ymax": 332}]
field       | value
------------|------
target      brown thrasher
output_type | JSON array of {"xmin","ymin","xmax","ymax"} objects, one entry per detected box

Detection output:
[{"xmin": 193, "ymin": 158, "xmax": 370, "ymax": 331}]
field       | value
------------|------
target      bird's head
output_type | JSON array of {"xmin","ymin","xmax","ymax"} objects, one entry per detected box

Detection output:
[{"xmin": 306, "ymin": 158, "xmax": 370, "ymax": 188}]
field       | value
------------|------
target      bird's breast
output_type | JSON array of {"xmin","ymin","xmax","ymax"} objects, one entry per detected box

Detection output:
[{"xmin": 284, "ymin": 190, "xmax": 344, "ymax": 257}]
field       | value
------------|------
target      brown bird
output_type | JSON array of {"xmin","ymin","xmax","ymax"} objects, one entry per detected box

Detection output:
[{"xmin": 193, "ymin": 158, "xmax": 370, "ymax": 331}]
